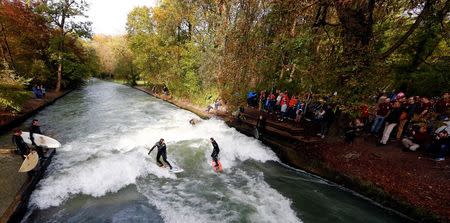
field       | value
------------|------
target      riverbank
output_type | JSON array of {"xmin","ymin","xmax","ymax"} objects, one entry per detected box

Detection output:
[
  {"xmin": 0, "ymin": 90, "xmax": 71, "ymax": 133},
  {"xmin": 0, "ymin": 149, "xmax": 56, "ymax": 223},
  {"xmin": 135, "ymin": 85, "xmax": 449, "ymax": 223},
  {"xmin": 0, "ymin": 90, "xmax": 70, "ymax": 222}
]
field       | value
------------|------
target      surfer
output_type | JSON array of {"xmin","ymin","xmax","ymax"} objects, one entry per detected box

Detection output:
[
  {"xmin": 189, "ymin": 118, "xmax": 201, "ymax": 126},
  {"xmin": 210, "ymin": 138, "xmax": 220, "ymax": 167},
  {"xmin": 12, "ymin": 129, "xmax": 30, "ymax": 160},
  {"xmin": 148, "ymin": 138, "xmax": 173, "ymax": 170},
  {"xmin": 30, "ymin": 119, "xmax": 45, "ymax": 158}
]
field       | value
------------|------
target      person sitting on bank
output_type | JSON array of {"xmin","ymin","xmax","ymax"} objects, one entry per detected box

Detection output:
[
  {"xmin": 401, "ymin": 125, "xmax": 432, "ymax": 151},
  {"xmin": 12, "ymin": 129, "xmax": 30, "ymax": 160},
  {"xmin": 344, "ymin": 118, "xmax": 364, "ymax": 145},
  {"xmin": 30, "ymin": 119, "xmax": 45, "ymax": 158}
]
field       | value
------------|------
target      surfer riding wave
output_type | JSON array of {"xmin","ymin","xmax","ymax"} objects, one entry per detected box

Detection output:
[
  {"xmin": 148, "ymin": 138, "xmax": 173, "ymax": 170},
  {"xmin": 210, "ymin": 138, "xmax": 220, "ymax": 167}
]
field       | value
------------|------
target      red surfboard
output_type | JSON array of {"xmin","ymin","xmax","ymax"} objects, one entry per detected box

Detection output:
[{"xmin": 211, "ymin": 160, "xmax": 223, "ymax": 173}]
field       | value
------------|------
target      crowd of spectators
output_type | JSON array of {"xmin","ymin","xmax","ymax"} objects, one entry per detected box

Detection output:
[{"xmin": 246, "ymin": 89, "xmax": 450, "ymax": 161}]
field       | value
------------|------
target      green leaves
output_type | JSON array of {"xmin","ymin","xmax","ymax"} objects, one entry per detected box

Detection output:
[{"xmin": 0, "ymin": 61, "xmax": 31, "ymax": 112}]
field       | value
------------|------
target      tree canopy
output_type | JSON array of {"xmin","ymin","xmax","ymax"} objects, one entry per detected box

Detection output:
[
  {"xmin": 0, "ymin": 0, "xmax": 98, "ymax": 112},
  {"xmin": 92, "ymin": 0, "xmax": 450, "ymax": 109}
]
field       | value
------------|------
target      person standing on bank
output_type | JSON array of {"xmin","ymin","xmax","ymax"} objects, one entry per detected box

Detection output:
[
  {"xmin": 12, "ymin": 129, "xmax": 30, "ymax": 160},
  {"xmin": 255, "ymin": 115, "xmax": 266, "ymax": 139},
  {"xmin": 148, "ymin": 138, "xmax": 173, "ymax": 170},
  {"xmin": 210, "ymin": 138, "xmax": 220, "ymax": 167},
  {"xmin": 30, "ymin": 119, "xmax": 45, "ymax": 158}
]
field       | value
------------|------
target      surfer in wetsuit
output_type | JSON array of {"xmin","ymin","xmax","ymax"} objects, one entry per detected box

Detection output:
[
  {"xmin": 210, "ymin": 138, "xmax": 220, "ymax": 167},
  {"xmin": 148, "ymin": 138, "xmax": 172, "ymax": 170},
  {"xmin": 30, "ymin": 119, "xmax": 44, "ymax": 158},
  {"xmin": 12, "ymin": 129, "xmax": 30, "ymax": 160}
]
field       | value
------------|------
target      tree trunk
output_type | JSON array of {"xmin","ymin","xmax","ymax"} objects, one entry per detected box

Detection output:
[
  {"xmin": 56, "ymin": 55, "xmax": 62, "ymax": 92},
  {"xmin": 335, "ymin": 0, "xmax": 375, "ymax": 84},
  {"xmin": 0, "ymin": 21, "xmax": 15, "ymax": 69}
]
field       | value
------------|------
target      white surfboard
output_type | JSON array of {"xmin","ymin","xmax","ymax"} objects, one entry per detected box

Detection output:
[
  {"xmin": 21, "ymin": 132, "xmax": 61, "ymax": 148},
  {"xmin": 165, "ymin": 158, "xmax": 184, "ymax": 173},
  {"xmin": 18, "ymin": 151, "xmax": 39, "ymax": 172},
  {"xmin": 169, "ymin": 168, "xmax": 184, "ymax": 173}
]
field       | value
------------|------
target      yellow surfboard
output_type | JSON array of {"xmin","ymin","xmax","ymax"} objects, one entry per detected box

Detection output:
[{"xmin": 18, "ymin": 151, "xmax": 39, "ymax": 172}]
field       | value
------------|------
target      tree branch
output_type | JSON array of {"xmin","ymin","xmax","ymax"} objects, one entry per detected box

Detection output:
[{"xmin": 379, "ymin": 0, "xmax": 433, "ymax": 60}]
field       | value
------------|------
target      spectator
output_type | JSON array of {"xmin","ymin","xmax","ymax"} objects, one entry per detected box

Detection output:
[
  {"xmin": 232, "ymin": 106, "xmax": 245, "ymax": 123},
  {"xmin": 435, "ymin": 93, "xmax": 449, "ymax": 121},
  {"xmin": 40, "ymin": 85, "xmax": 46, "ymax": 98},
  {"xmin": 275, "ymin": 91, "xmax": 282, "ymax": 111},
  {"xmin": 295, "ymin": 102, "xmax": 304, "ymax": 123},
  {"xmin": 414, "ymin": 97, "xmax": 431, "ymax": 122},
  {"xmin": 255, "ymin": 115, "xmax": 267, "ymax": 139},
  {"xmin": 214, "ymin": 98, "xmax": 222, "ymax": 110},
  {"xmin": 345, "ymin": 118, "xmax": 364, "ymax": 145},
  {"xmin": 279, "ymin": 93, "xmax": 289, "ymax": 121},
  {"xmin": 371, "ymin": 98, "xmax": 391, "ymax": 134},
  {"xmin": 397, "ymin": 98, "xmax": 410, "ymax": 139},
  {"xmin": 432, "ymin": 130, "xmax": 449, "ymax": 161},
  {"xmin": 247, "ymin": 91, "xmax": 258, "ymax": 107},
  {"xmin": 162, "ymin": 85, "xmax": 169, "ymax": 95},
  {"xmin": 288, "ymin": 95, "xmax": 298, "ymax": 119},
  {"xmin": 32, "ymin": 85, "xmax": 43, "ymax": 99},
  {"xmin": 402, "ymin": 125, "xmax": 432, "ymax": 151},
  {"xmin": 380, "ymin": 101, "xmax": 401, "ymax": 145},
  {"xmin": 398, "ymin": 97, "xmax": 417, "ymax": 139},
  {"xmin": 360, "ymin": 104, "xmax": 370, "ymax": 132},
  {"xmin": 258, "ymin": 91, "xmax": 266, "ymax": 111},
  {"xmin": 315, "ymin": 99, "xmax": 328, "ymax": 139}
]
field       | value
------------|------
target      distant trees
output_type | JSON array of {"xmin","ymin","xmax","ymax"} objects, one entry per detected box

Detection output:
[
  {"xmin": 91, "ymin": 0, "xmax": 449, "ymax": 109},
  {"xmin": 39, "ymin": 0, "xmax": 92, "ymax": 91}
]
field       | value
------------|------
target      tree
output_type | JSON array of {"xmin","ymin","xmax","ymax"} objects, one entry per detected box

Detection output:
[{"xmin": 39, "ymin": 0, "xmax": 91, "ymax": 91}]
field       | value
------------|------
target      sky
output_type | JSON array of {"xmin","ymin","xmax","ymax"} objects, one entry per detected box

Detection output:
[{"xmin": 86, "ymin": 0, "xmax": 157, "ymax": 35}]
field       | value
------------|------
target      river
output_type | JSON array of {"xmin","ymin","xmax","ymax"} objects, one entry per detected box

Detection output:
[{"xmin": 3, "ymin": 79, "xmax": 408, "ymax": 222}]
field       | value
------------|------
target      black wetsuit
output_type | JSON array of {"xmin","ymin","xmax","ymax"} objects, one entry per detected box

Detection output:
[
  {"xmin": 12, "ymin": 135, "xmax": 30, "ymax": 160},
  {"xmin": 211, "ymin": 140, "xmax": 220, "ymax": 167},
  {"xmin": 149, "ymin": 141, "xmax": 172, "ymax": 169},
  {"xmin": 30, "ymin": 124, "xmax": 44, "ymax": 157}
]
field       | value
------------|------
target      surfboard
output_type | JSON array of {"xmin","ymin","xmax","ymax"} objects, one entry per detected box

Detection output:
[
  {"xmin": 157, "ymin": 158, "xmax": 184, "ymax": 173},
  {"xmin": 211, "ymin": 160, "xmax": 223, "ymax": 173},
  {"xmin": 169, "ymin": 168, "xmax": 184, "ymax": 173},
  {"xmin": 18, "ymin": 151, "xmax": 39, "ymax": 172},
  {"xmin": 21, "ymin": 132, "xmax": 61, "ymax": 148}
]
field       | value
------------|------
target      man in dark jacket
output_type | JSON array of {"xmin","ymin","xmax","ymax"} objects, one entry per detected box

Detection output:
[
  {"xmin": 12, "ymin": 129, "xmax": 30, "ymax": 160},
  {"xmin": 30, "ymin": 119, "xmax": 45, "ymax": 157},
  {"xmin": 255, "ymin": 115, "xmax": 266, "ymax": 139},
  {"xmin": 433, "ymin": 130, "xmax": 449, "ymax": 161}
]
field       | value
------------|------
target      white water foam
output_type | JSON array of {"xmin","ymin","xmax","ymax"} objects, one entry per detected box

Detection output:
[
  {"xmin": 30, "ymin": 112, "xmax": 279, "ymax": 209},
  {"xmin": 28, "ymin": 82, "xmax": 300, "ymax": 223}
]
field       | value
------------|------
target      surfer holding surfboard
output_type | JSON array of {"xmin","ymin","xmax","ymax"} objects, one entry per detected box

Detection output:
[
  {"xmin": 30, "ymin": 119, "xmax": 45, "ymax": 158},
  {"xmin": 148, "ymin": 138, "xmax": 173, "ymax": 170},
  {"xmin": 12, "ymin": 129, "xmax": 39, "ymax": 174},
  {"xmin": 12, "ymin": 129, "xmax": 31, "ymax": 160}
]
